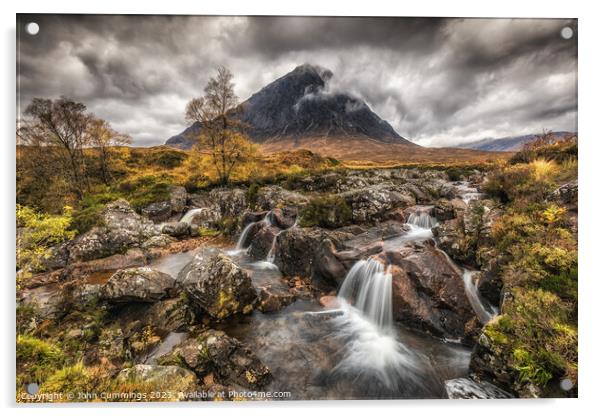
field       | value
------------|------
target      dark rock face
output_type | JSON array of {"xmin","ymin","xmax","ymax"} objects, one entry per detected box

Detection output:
[
  {"xmin": 257, "ymin": 285, "xmax": 296, "ymax": 313},
  {"xmin": 169, "ymin": 330, "xmax": 272, "ymax": 389},
  {"xmin": 247, "ymin": 224, "xmax": 280, "ymax": 260},
  {"xmin": 141, "ymin": 186, "xmax": 188, "ymax": 223},
  {"xmin": 376, "ymin": 242, "xmax": 477, "ymax": 339},
  {"xmin": 101, "ymin": 267, "xmax": 176, "ymax": 303},
  {"xmin": 166, "ymin": 64, "xmax": 413, "ymax": 149},
  {"xmin": 178, "ymin": 251, "xmax": 257, "ymax": 319},
  {"xmin": 433, "ymin": 198, "xmax": 467, "ymax": 221}
]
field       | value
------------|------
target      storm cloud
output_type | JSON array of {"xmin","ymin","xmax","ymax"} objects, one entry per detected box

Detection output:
[{"xmin": 17, "ymin": 15, "xmax": 577, "ymax": 147}]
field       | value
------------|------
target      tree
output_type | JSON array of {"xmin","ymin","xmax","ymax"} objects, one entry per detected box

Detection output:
[
  {"xmin": 21, "ymin": 97, "xmax": 93, "ymax": 199},
  {"xmin": 185, "ymin": 66, "xmax": 256, "ymax": 185},
  {"xmin": 87, "ymin": 117, "xmax": 132, "ymax": 184}
]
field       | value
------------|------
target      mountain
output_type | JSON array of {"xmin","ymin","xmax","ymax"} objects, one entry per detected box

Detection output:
[
  {"xmin": 456, "ymin": 131, "xmax": 576, "ymax": 152},
  {"xmin": 165, "ymin": 64, "xmax": 416, "ymax": 149}
]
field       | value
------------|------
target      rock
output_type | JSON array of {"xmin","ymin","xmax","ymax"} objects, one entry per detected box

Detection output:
[
  {"xmin": 169, "ymin": 186, "xmax": 188, "ymax": 213},
  {"xmin": 116, "ymin": 364, "xmax": 198, "ymax": 396},
  {"xmin": 240, "ymin": 210, "xmax": 269, "ymax": 227},
  {"xmin": 433, "ymin": 198, "xmax": 467, "ymax": 221},
  {"xmin": 469, "ymin": 327, "xmax": 514, "ymax": 392},
  {"xmin": 169, "ymin": 330, "xmax": 271, "ymax": 389},
  {"xmin": 141, "ymin": 235, "xmax": 177, "ymax": 249},
  {"xmin": 246, "ymin": 223, "xmax": 279, "ymax": 260},
  {"xmin": 547, "ymin": 179, "xmax": 577, "ymax": 205},
  {"xmin": 18, "ymin": 283, "xmax": 64, "ymax": 319},
  {"xmin": 178, "ymin": 251, "xmax": 257, "ymax": 319},
  {"xmin": 161, "ymin": 222, "xmax": 190, "ymax": 237},
  {"xmin": 256, "ymin": 185, "xmax": 309, "ymax": 210},
  {"xmin": 377, "ymin": 242, "xmax": 477, "ymax": 339},
  {"xmin": 341, "ymin": 184, "xmax": 415, "ymax": 223},
  {"xmin": 257, "ymin": 286, "xmax": 296, "ymax": 312},
  {"xmin": 68, "ymin": 200, "xmax": 159, "ymax": 263},
  {"xmin": 208, "ymin": 188, "xmax": 247, "ymax": 217},
  {"xmin": 269, "ymin": 207, "xmax": 298, "ymax": 229},
  {"xmin": 101, "ymin": 267, "xmax": 176, "ymax": 303},
  {"xmin": 180, "ymin": 207, "xmax": 221, "ymax": 229},
  {"xmin": 142, "ymin": 201, "xmax": 172, "ymax": 222},
  {"xmin": 445, "ymin": 377, "xmax": 513, "ymax": 399},
  {"xmin": 137, "ymin": 297, "xmax": 195, "ymax": 332},
  {"xmin": 476, "ymin": 258, "xmax": 504, "ymax": 306},
  {"xmin": 319, "ymin": 295, "xmax": 338, "ymax": 308}
]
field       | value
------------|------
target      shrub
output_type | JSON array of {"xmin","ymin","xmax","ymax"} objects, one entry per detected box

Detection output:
[
  {"xmin": 16, "ymin": 335, "xmax": 66, "ymax": 386},
  {"xmin": 299, "ymin": 195, "xmax": 353, "ymax": 229},
  {"xmin": 69, "ymin": 192, "xmax": 120, "ymax": 234},
  {"xmin": 16, "ymin": 205, "xmax": 75, "ymax": 271},
  {"xmin": 120, "ymin": 175, "xmax": 173, "ymax": 210}
]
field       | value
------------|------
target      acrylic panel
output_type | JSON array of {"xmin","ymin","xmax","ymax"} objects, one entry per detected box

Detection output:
[{"xmin": 16, "ymin": 14, "xmax": 578, "ymax": 402}]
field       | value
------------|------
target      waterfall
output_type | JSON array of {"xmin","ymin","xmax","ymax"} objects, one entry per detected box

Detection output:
[
  {"xmin": 180, "ymin": 208, "xmax": 204, "ymax": 224},
  {"xmin": 337, "ymin": 259, "xmax": 393, "ymax": 329},
  {"xmin": 462, "ymin": 269, "xmax": 494, "ymax": 323},
  {"xmin": 407, "ymin": 211, "xmax": 438, "ymax": 229},
  {"xmin": 266, "ymin": 231, "xmax": 280, "ymax": 263},
  {"xmin": 236, "ymin": 221, "xmax": 256, "ymax": 250}
]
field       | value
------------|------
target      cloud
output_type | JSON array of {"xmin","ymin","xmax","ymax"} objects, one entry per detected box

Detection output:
[{"xmin": 17, "ymin": 15, "xmax": 577, "ymax": 147}]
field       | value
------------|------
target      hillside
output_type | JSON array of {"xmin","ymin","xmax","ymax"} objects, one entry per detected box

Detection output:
[{"xmin": 456, "ymin": 131, "xmax": 576, "ymax": 152}]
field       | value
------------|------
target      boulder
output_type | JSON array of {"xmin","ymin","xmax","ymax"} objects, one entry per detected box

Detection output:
[
  {"xmin": 257, "ymin": 285, "xmax": 296, "ymax": 313},
  {"xmin": 168, "ymin": 330, "xmax": 271, "ymax": 389},
  {"xmin": 433, "ymin": 198, "xmax": 467, "ymax": 221},
  {"xmin": 208, "ymin": 188, "xmax": 247, "ymax": 217},
  {"xmin": 141, "ymin": 201, "xmax": 172, "ymax": 223},
  {"xmin": 161, "ymin": 222, "xmax": 190, "ymax": 237},
  {"xmin": 246, "ymin": 223, "xmax": 280, "ymax": 260},
  {"xmin": 68, "ymin": 200, "xmax": 159, "ymax": 263},
  {"xmin": 180, "ymin": 207, "xmax": 221, "ymax": 229},
  {"xmin": 377, "ymin": 242, "xmax": 477, "ymax": 339},
  {"xmin": 116, "ymin": 364, "xmax": 198, "ymax": 396},
  {"xmin": 169, "ymin": 186, "xmax": 188, "ymax": 213},
  {"xmin": 341, "ymin": 184, "xmax": 415, "ymax": 224},
  {"xmin": 178, "ymin": 251, "xmax": 257, "ymax": 319},
  {"xmin": 269, "ymin": 207, "xmax": 298, "ymax": 229},
  {"xmin": 256, "ymin": 185, "xmax": 309, "ymax": 210},
  {"xmin": 101, "ymin": 267, "xmax": 176, "ymax": 303}
]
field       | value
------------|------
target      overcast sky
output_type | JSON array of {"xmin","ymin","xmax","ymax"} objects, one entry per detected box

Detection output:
[{"xmin": 17, "ymin": 15, "xmax": 577, "ymax": 147}]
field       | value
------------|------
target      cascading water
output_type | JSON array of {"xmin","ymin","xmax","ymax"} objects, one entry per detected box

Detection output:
[
  {"xmin": 462, "ymin": 269, "xmax": 495, "ymax": 324},
  {"xmin": 180, "ymin": 208, "xmax": 204, "ymax": 224},
  {"xmin": 407, "ymin": 211, "xmax": 438, "ymax": 229},
  {"xmin": 331, "ymin": 258, "xmax": 440, "ymax": 394},
  {"xmin": 337, "ymin": 259, "xmax": 393, "ymax": 328}
]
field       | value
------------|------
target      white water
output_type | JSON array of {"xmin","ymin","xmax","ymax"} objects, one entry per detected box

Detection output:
[
  {"xmin": 462, "ymin": 269, "xmax": 495, "ymax": 324},
  {"xmin": 180, "ymin": 208, "xmax": 204, "ymax": 224},
  {"xmin": 337, "ymin": 259, "xmax": 393, "ymax": 329},
  {"xmin": 407, "ymin": 211, "xmax": 438, "ymax": 229},
  {"xmin": 236, "ymin": 221, "xmax": 256, "ymax": 250}
]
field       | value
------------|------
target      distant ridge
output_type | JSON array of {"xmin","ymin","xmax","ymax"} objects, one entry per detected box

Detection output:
[{"xmin": 456, "ymin": 131, "xmax": 576, "ymax": 152}]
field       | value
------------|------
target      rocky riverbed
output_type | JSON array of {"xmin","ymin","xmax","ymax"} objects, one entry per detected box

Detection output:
[{"xmin": 18, "ymin": 167, "xmax": 514, "ymax": 400}]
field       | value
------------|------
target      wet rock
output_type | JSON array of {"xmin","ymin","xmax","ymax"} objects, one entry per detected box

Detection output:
[
  {"xmin": 240, "ymin": 210, "xmax": 269, "ymax": 227},
  {"xmin": 341, "ymin": 183, "xmax": 415, "ymax": 223},
  {"xmin": 180, "ymin": 207, "xmax": 221, "ymax": 229},
  {"xmin": 246, "ymin": 223, "xmax": 280, "ymax": 260},
  {"xmin": 101, "ymin": 267, "xmax": 176, "ymax": 303},
  {"xmin": 445, "ymin": 377, "xmax": 513, "ymax": 399},
  {"xmin": 137, "ymin": 297, "xmax": 196, "ymax": 332},
  {"xmin": 169, "ymin": 330, "xmax": 271, "ymax": 389},
  {"xmin": 256, "ymin": 185, "xmax": 309, "ymax": 210},
  {"xmin": 116, "ymin": 364, "xmax": 198, "ymax": 396},
  {"xmin": 68, "ymin": 200, "xmax": 159, "ymax": 263},
  {"xmin": 319, "ymin": 295, "xmax": 338, "ymax": 308},
  {"xmin": 178, "ymin": 252, "xmax": 257, "ymax": 319},
  {"xmin": 432, "ymin": 198, "xmax": 467, "ymax": 221},
  {"xmin": 161, "ymin": 222, "xmax": 190, "ymax": 237},
  {"xmin": 270, "ymin": 206, "xmax": 298, "ymax": 229},
  {"xmin": 257, "ymin": 285, "xmax": 296, "ymax": 313},
  {"xmin": 169, "ymin": 186, "xmax": 188, "ymax": 214},
  {"xmin": 378, "ymin": 242, "xmax": 477, "ymax": 339},
  {"xmin": 469, "ymin": 327, "xmax": 514, "ymax": 393},
  {"xmin": 476, "ymin": 259, "xmax": 504, "ymax": 306}
]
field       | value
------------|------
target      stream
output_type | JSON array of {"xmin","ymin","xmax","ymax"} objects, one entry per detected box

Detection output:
[{"xmin": 144, "ymin": 181, "xmax": 497, "ymax": 399}]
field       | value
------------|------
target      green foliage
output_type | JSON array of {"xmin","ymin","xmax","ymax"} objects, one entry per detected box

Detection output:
[
  {"xmin": 69, "ymin": 191, "xmax": 120, "ymax": 234},
  {"xmin": 147, "ymin": 149, "xmax": 188, "ymax": 168},
  {"xmin": 16, "ymin": 205, "xmax": 75, "ymax": 271},
  {"xmin": 38, "ymin": 362, "xmax": 91, "ymax": 397},
  {"xmin": 246, "ymin": 183, "xmax": 261, "ymax": 209},
  {"xmin": 216, "ymin": 216, "xmax": 239, "ymax": 236},
  {"xmin": 17, "ymin": 335, "xmax": 66, "ymax": 385},
  {"xmin": 299, "ymin": 195, "xmax": 353, "ymax": 229},
  {"xmin": 119, "ymin": 175, "xmax": 173, "ymax": 210}
]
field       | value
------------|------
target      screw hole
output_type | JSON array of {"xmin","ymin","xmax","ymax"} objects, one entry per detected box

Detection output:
[
  {"xmin": 560, "ymin": 26, "xmax": 573, "ymax": 40},
  {"xmin": 25, "ymin": 22, "xmax": 39, "ymax": 36}
]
